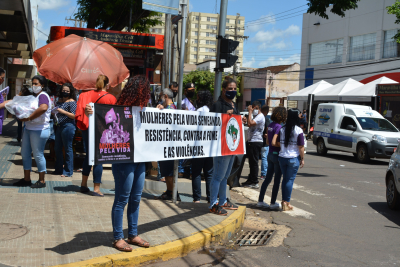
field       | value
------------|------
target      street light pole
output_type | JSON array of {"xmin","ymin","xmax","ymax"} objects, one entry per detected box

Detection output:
[
  {"xmin": 172, "ymin": 0, "xmax": 188, "ymax": 203},
  {"xmin": 213, "ymin": 0, "xmax": 228, "ymax": 101}
]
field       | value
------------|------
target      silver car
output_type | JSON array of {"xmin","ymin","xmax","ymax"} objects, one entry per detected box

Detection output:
[{"xmin": 386, "ymin": 141, "xmax": 400, "ymax": 209}]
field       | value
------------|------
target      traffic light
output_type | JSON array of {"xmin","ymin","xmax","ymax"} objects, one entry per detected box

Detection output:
[{"xmin": 219, "ymin": 38, "xmax": 239, "ymax": 68}]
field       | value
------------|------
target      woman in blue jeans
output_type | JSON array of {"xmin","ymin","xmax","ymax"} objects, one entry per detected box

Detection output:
[
  {"xmin": 52, "ymin": 83, "xmax": 77, "ymax": 177},
  {"xmin": 276, "ymin": 109, "xmax": 305, "ymax": 211},
  {"xmin": 13, "ymin": 75, "xmax": 52, "ymax": 188},
  {"xmin": 86, "ymin": 75, "xmax": 152, "ymax": 252},
  {"xmin": 208, "ymin": 78, "xmax": 247, "ymax": 215},
  {"xmin": 257, "ymin": 107, "xmax": 287, "ymax": 210}
]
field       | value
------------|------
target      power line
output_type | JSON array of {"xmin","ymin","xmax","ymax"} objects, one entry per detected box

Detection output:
[
  {"xmin": 245, "ymin": 4, "xmax": 307, "ymax": 25},
  {"xmin": 245, "ymin": 9, "xmax": 307, "ymax": 27}
]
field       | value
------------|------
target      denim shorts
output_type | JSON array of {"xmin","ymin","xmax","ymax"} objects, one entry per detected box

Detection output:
[{"xmin": 158, "ymin": 160, "xmax": 175, "ymax": 177}]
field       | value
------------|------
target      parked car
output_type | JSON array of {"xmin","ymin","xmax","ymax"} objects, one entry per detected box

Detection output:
[
  {"xmin": 386, "ymin": 141, "xmax": 400, "ymax": 209},
  {"xmin": 313, "ymin": 103, "xmax": 400, "ymax": 163}
]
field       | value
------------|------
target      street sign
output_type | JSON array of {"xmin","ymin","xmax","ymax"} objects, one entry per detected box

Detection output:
[{"xmin": 143, "ymin": 0, "xmax": 180, "ymax": 15}]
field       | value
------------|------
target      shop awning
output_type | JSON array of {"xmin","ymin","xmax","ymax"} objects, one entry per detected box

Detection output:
[
  {"xmin": 338, "ymin": 76, "xmax": 398, "ymax": 102},
  {"xmin": 314, "ymin": 78, "xmax": 364, "ymax": 101},
  {"xmin": 287, "ymin": 80, "xmax": 332, "ymax": 101}
]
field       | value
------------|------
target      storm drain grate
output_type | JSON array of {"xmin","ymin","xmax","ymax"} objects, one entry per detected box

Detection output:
[{"xmin": 235, "ymin": 230, "xmax": 275, "ymax": 246}]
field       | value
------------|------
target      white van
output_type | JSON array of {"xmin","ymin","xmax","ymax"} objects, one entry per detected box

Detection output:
[{"xmin": 313, "ymin": 103, "xmax": 400, "ymax": 163}]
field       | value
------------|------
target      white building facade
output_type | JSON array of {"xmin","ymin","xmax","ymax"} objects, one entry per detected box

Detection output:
[{"xmin": 299, "ymin": 0, "xmax": 400, "ymax": 91}]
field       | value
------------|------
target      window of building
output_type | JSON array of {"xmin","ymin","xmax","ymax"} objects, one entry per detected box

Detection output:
[
  {"xmin": 193, "ymin": 31, "xmax": 198, "ymax": 36},
  {"xmin": 193, "ymin": 55, "xmax": 197, "ymax": 59},
  {"xmin": 207, "ymin": 17, "xmax": 218, "ymax": 22},
  {"xmin": 308, "ymin": 38, "xmax": 343, "ymax": 66},
  {"xmin": 204, "ymin": 48, "xmax": 215, "ymax": 52},
  {"xmin": 226, "ymin": 19, "xmax": 230, "ymax": 23},
  {"xmin": 194, "ymin": 24, "xmax": 198, "ymax": 29},
  {"xmin": 349, "ymin": 33, "xmax": 376, "ymax": 62},
  {"xmin": 193, "ymin": 47, "xmax": 198, "ymax": 52},
  {"xmin": 206, "ymin": 40, "xmax": 216, "ymax": 45},
  {"xmin": 207, "ymin": 25, "xmax": 217, "ymax": 30},
  {"xmin": 192, "ymin": 39, "xmax": 198, "ymax": 44},
  {"xmin": 206, "ymin": 32, "xmax": 217, "ymax": 38},
  {"xmin": 193, "ymin": 16, "xmax": 199, "ymax": 21},
  {"xmin": 383, "ymin": 29, "xmax": 400, "ymax": 59},
  {"xmin": 151, "ymin": 28, "xmax": 162, "ymax": 34},
  {"xmin": 237, "ymin": 20, "xmax": 241, "ymax": 24}
]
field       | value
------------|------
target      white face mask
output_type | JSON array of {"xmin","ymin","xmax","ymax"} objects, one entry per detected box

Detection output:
[
  {"xmin": 32, "ymin": 85, "xmax": 42, "ymax": 94},
  {"xmin": 253, "ymin": 109, "xmax": 259, "ymax": 117}
]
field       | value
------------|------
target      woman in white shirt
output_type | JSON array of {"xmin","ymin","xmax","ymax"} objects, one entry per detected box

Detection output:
[
  {"xmin": 191, "ymin": 90, "xmax": 214, "ymax": 203},
  {"xmin": 276, "ymin": 109, "xmax": 305, "ymax": 211}
]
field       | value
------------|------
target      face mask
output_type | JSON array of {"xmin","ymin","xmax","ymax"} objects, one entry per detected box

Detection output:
[
  {"xmin": 186, "ymin": 90, "xmax": 195, "ymax": 98},
  {"xmin": 253, "ymin": 110, "xmax": 259, "ymax": 117},
  {"xmin": 225, "ymin": 90, "xmax": 237, "ymax": 100},
  {"xmin": 32, "ymin": 85, "xmax": 42, "ymax": 94},
  {"xmin": 62, "ymin": 92, "xmax": 70, "ymax": 98},
  {"xmin": 172, "ymin": 91, "xmax": 178, "ymax": 98}
]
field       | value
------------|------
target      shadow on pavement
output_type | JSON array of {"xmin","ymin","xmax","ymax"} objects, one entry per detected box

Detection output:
[
  {"xmin": 368, "ymin": 202, "xmax": 400, "ymax": 228},
  {"xmin": 297, "ymin": 172, "xmax": 327, "ymax": 178},
  {"xmin": 306, "ymin": 152, "xmax": 389, "ymax": 166}
]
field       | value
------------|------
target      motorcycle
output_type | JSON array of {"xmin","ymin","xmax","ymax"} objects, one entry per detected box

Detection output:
[{"xmin": 306, "ymin": 126, "xmax": 314, "ymax": 140}]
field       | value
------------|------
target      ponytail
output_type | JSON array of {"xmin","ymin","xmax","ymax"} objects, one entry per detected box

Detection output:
[{"xmin": 95, "ymin": 74, "xmax": 109, "ymax": 91}]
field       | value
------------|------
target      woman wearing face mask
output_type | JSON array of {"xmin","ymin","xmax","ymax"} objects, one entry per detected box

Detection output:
[
  {"xmin": 13, "ymin": 75, "xmax": 52, "ymax": 188},
  {"xmin": 208, "ymin": 77, "xmax": 247, "ymax": 215},
  {"xmin": 52, "ymin": 83, "xmax": 77, "ymax": 177},
  {"xmin": 76, "ymin": 74, "xmax": 117, "ymax": 196},
  {"xmin": 181, "ymin": 83, "xmax": 196, "ymax": 111}
]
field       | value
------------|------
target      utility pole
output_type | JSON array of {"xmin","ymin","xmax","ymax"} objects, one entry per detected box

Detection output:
[
  {"xmin": 213, "ymin": 0, "xmax": 228, "ymax": 101},
  {"xmin": 173, "ymin": 0, "xmax": 188, "ymax": 203},
  {"xmin": 162, "ymin": 14, "xmax": 172, "ymax": 89},
  {"xmin": 65, "ymin": 17, "xmax": 85, "ymax": 27},
  {"xmin": 128, "ymin": 2, "xmax": 133, "ymax": 31},
  {"xmin": 171, "ymin": 24, "xmax": 178, "ymax": 83},
  {"xmin": 233, "ymin": 13, "xmax": 239, "ymax": 79}
]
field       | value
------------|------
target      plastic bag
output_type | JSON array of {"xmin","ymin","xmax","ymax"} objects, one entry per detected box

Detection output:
[{"xmin": 5, "ymin": 95, "xmax": 38, "ymax": 120}]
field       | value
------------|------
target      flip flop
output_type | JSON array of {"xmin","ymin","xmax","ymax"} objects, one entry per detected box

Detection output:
[{"xmin": 91, "ymin": 191, "xmax": 104, "ymax": 197}]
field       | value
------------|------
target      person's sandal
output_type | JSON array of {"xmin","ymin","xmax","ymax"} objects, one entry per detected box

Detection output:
[
  {"xmin": 112, "ymin": 239, "xmax": 133, "ymax": 252},
  {"xmin": 282, "ymin": 201, "xmax": 293, "ymax": 211},
  {"xmin": 209, "ymin": 204, "xmax": 228, "ymax": 216},
  {"xmin": 127, "ymin": 236, "xmax": 150, "ymax": 248}
]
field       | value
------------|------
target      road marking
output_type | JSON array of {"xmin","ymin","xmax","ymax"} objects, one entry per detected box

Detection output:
[
  {"xmin": 232, "ymin": 187, "xmax": 314, "ymax": 219},
  {"xmin": 327, "ymin": 183, "xmax": 354, "ymax": 191},
  {"xmin": 292, "ymin": 183, "xmax": 325, "ymax": 196}
]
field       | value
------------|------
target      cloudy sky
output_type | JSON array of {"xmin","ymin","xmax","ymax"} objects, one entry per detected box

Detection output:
[{"xmin": 33, "ymin": 0, "xmax": 308, "ymax": 68}]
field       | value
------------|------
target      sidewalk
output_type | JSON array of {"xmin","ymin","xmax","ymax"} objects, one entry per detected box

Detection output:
[{"xmin": 0, "ymin": 119, "xmax": 245, "ymax": 267}]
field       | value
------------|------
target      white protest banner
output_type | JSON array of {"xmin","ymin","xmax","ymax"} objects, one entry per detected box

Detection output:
[{"xmin": 89, "ymin": 104, "xmax": 246, "ymax": 165}]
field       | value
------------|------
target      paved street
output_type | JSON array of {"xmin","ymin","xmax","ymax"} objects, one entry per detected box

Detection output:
[{"xmin": 146, "ymin": 141, "xmax": 400, "ymax": 267}]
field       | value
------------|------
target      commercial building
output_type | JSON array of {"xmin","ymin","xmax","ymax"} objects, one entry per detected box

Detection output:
[
  {"xmin": 299, "ymin": 0, "xmax": 400, "ymax": 95},
  {"xmin": 0, "ymin": 0, "xmax": 38, "ymax": 103},
  {"xmin": 240, "ymin": 63, "xmax": 300, "ymax": 111}
]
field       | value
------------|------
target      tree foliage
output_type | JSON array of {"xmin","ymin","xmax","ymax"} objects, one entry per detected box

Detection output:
[
  {"xmin": 75, "ymin": 0, "xmax": 163, "ymax": 32},
  {"xmin": 387, "ymin": 0, "xmax": 400, "ymax": 43},
  {"xmin": 183, "ymin": 70, "xmax": 242, "ymax": 97},
  {"xmin": 306, "ymin": 0, "xmax": 360, "ymax": 19}
]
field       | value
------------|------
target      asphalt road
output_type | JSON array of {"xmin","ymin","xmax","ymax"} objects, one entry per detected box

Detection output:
[{"xmin": 146, "ymin": 141, "xmax": 400, "ymax": 267}]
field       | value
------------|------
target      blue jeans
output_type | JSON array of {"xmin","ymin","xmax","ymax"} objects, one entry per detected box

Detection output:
[
  {"xmin": 191, "ymin": 157, "xmax": 213, "ymax": 202},
  {"xmin": 54, "ymin": 123, "xmax": 76, "ymax": 176},
  {"xmin": 209, "ymin": 155, "xmax": 235, "ymax": 209},
  {"xmin": 111, "ymin": 162, "xmax": 146, "ymax": 240},
  {"xmin": 21, "ymin": 128, "xmax": 50, "ymax": 173},
  {"xmin": 17, "ymin": 119, "xmax": 23, "ymax": 140},
  {"xmin": 82, "ymin": 129, "xmax": 102, "ymax": 183},
  {"xmin": 278, "ymin": 156, "xmax": 300, "ymax": 202},
  {"xmin": 258, "ymin": 152, "xmax": 282, "ymax": 204},
  {"xmin": 260, "ymin": 146, "xmax": 269, "ymax": 177},
  {"xmin": 178, "ymin": 159, "xmax": 185, "ymax": 173}
]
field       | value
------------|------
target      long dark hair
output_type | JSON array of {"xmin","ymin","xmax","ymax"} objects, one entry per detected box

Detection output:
[
  {"xmin": 116, "ymin": 75, "xmax": 150, "ymax": 108},
  {"xmin": 283, "ymin": 109, "xmax": 300, "ymax": 147},
  {"xmin": 59, "ymin": 83, "xmax": 77, "ymax": 101},
  {"xmin": 196, "ymin": 90, "xmax": 213, "ymax": 109}
]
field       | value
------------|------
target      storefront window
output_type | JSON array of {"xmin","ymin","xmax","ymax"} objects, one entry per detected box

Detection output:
[
  {"xmin": 308, "ymin": 39, "xmax": 343, "ymax": 66},
  {"xmin": 349, "ymin": 33, "xmax": 376, "ymax": 62}
]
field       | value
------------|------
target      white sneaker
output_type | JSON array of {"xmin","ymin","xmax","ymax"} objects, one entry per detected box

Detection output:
[
  {"xmin": 269, "ymin": 203, "xmax": 281, "ymax": 210},
  {"xmin": 256, "ymin": 202, "xmax": 270, "ymax": 208}
]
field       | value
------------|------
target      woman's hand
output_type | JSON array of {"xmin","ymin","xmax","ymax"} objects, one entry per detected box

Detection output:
[
  {"xmin": 2, "ymin": 93, "xmax": 6, "ymax": 99},
  {"xmin": 227, "ymin": 109, "xmax": 233, "ymax": 115},
  {"xmin": 300, "ymin": 159, "xmax": 305, "ymax": 168},
  {"xmin": 85, "ymin": 104, "xmax": 93, "ymax": 116},
  {"xmin": 20, "ymin": 117, "xmax": 30, "ymax": 122},
  {"xmin": 263, "ymin": 133, "xmax": 268, "ymax": 139},
  {"xmin": 242, "ymin": 116, "xmax": 247, "ymax": 124},
  {"xmin": 247, "ymin": 105, "xmax": 253, "ymax": 113},
  {"xmin": 57, "ymin": 108, "xmax": 65, "ymax": 114},
  {"xmin": 157, "ymin": 104, "xmax": 164, "ymax": 110}
]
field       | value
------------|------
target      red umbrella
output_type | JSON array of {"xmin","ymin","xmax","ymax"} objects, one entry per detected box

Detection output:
[{"xmin": 33, "ymin": 34, "xmax": 129, "ymax": 90}]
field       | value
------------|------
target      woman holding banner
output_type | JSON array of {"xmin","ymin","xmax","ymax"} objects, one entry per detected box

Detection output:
[
  {"xmin": 76, "ymin": 74, "xmax": 117, "ymax": 196},
  {"xmin": 85, "ymin": 75, "xmax": 151, "ymax": 252},
  {"xmin": 208, "ymin": 77, "xmax": 246, "ymax": 215}
]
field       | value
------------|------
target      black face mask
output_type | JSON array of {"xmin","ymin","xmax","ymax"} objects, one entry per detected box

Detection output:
[
  {"xmin": 172, "ymin": 91, "xmax": 178, "ymax": 98},
  {"xmin": 62, "ymin": 92, "xmax": 70, "ymax": 98},
  {"xmin": 186, "ymin": 90, "xmax": 195, "ymax": 98}
]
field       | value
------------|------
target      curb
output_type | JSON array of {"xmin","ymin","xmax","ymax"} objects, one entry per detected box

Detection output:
[{"xmin": 52, "ymin": 206, "xmax": 246, "ymax": 267}]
